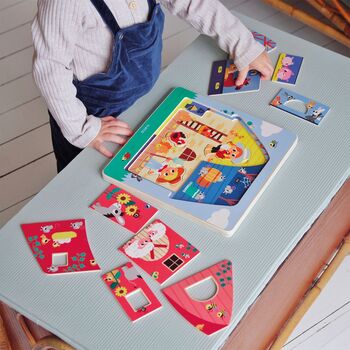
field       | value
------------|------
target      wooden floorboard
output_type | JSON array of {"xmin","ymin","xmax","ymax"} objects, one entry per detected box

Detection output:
[
  {"xmin": 0, "ymin": 97, "xmax": 48, "ymax": 145},
  {"xmin": 0, "ymin": 46, "xmax": 33, "ymax": 86},
  {"xmin": 0, "ymin": 74, "xmax": 40, "ymax": 114},
  {"xmin": 0, "ymin": 153, "xmax": 56, "ymax": 212},
  {"xmin": 0, "ymin": 0, "xmax": 36, "ymax": 34},
  {"xmin": 0, "ymin": 124, "xmax": 52, "ymax": 177},
  {"xmin": 0, "ymin": 23, "xmax": 32, "ymax": 60}
]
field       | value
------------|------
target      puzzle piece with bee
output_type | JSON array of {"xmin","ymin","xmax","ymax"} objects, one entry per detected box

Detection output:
[
  {"xmin": 21, "ymin": 219, "xmax": 100, "ymax": 274},
  {"xmin": 162, "ymin": 260, "xmax": 234, "ymax": 335},
  {"xmin": 90, "ymin": 185, "xmax": 158, "ymax": 234}
]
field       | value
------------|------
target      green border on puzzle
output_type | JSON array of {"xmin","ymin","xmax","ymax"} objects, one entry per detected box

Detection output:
[{"xmin": 103, "ymin": 87, "xmax": 197, "ymax": 181}]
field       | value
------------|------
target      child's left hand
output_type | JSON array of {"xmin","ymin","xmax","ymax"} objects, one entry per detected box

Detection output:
[{"xmin": 235, "ymin": 51, "xmax": 273, "ymax": 86}]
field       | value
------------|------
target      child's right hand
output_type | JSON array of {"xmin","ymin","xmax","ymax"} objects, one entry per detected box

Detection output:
[{"xmin": 89, "ymin": 116, "xmax": 133, "ymax": 158}]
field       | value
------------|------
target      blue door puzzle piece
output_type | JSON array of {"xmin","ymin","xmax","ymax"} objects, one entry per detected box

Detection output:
[{"xmin": 270, "ymin": 88, "xmax": 330, "ymax": 125}]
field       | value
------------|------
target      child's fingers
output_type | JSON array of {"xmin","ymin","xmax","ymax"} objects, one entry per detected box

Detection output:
[
  {"xmin": 101, "ymin": 116, "xmax": 115, "ymax": 122},
  {"xmin": 106, "ymin": 126, "xmax": 133, "ymax": 136},
  {"xmin": 104, "ymin": 133, "xmax": 127, "ymax": 145},
  {"xmin": 95, "ymin": 142, "xmax": 113, "ymax": 158},
  {"xmin": 104, "ymin": 119, "xmax": 131, "ymax": 129},
  {"xmin": 236, "ymin": 67, "xmax": 249, "ymax": 86},
  {"xmin": 258, "ymin": 64, "xmax": 273, "ymax": 80}
]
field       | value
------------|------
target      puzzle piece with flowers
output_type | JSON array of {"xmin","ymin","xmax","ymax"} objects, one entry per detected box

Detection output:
[
  {"xmin": 90, "ymin": 185, "xmax": 158, "ymax": 234},
  {"xmin": 21, "ymin": 219, "xmax": 100, "ymax": 274},
  {"xmin": 119, "ymin": 219, "xmax": 200, "ymax": 284},
  {"xmin": 102, "ymin": 262, "xmax": 162, "ymax": 322}
]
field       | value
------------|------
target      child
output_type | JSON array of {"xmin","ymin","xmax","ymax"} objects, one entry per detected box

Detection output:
[{"xmin": 32, "ymin": 0, "xmax": 273, "ymax": 172}]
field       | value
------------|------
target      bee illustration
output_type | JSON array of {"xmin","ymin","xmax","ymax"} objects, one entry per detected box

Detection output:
[
  {"xmin": 217, "ymin": 310, "xmax": 226, "ymax": 319},
  {"xmin": 205, "ymin": 302, "xmax": 217, "ymax": 312},
  {"xmin": 269, "ymin": 140, "xmax": 278, "ymax": 149},
  {"xmin": 40, "ymin": 234, "xmax": 50, "ymax": 245},
  {"xmin": 131, "ymin": 174, "xmax": 142, "ymax": 182}
]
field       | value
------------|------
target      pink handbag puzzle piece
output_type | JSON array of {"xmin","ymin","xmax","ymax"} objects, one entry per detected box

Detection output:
[
  {"xmin": 90, "ymin": 185, "xmax": 158, "ymax": 234},
  {"xmin": 102, "ymin": 262, "xmax": 162, "ymax": 322},
  {"xmin": 162, "ymin": 260, "xmax": 234, "ymax": 335},
  {"xmin": 21, "ymin": 219, "xmax": 100, "ymax": 274},
  {"xmin": 119, "ymin": 219, "xmax": 200, "ymax": 284}
]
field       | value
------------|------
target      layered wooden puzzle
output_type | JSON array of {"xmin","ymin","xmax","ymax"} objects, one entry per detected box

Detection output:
[
  {"xmin": 21, "ymin": 219, "xmax": 100, "ymax": 274},
  {"xmin": 103, "ymin": 88, "xmax": 298, "ymax": 236},
  {"xmin": 208, "ymin": 59, "xmax": 261, "ymax": 95},
  {"xmin": 119, "ymin": 219, "xmax": 200, "ymax": 284},
  {"xmin": 90, "ymin": 185, "xmax": 158, "ymax": 234},
  {"xmin": 102, "ymin": 262, "xmax": 162, "ymax": 322},
  {"xmin": 271, "ymin": 88, "xmax": 330, "ymax": 125},
  {"xmin": 272, "ymin": 53, "xmax": 303, "ymax": 85},
  {"xmin": 162, "ymin": 260, "xmax": 234, "ymax": 335}
]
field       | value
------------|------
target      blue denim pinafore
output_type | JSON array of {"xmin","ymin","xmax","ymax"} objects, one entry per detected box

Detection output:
[
  {"xmin": 74, "ymin": 0, "xmax": 165, "ymax": 117},
  {"xmin": 50, "ymin": 0, "xmax": 164, "ymax": 172}
]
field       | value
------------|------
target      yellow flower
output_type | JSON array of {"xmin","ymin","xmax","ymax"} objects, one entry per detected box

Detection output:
[
  {"xmin": 115, "ymin": 286, "xmax": 127, "ymax": 297},
  {"xmin": 125, "ymin": 205, "xmax": 138, "ymax": 216},
  {"xmin": 116, "ymin": 193, "xmax": 131, "ymax": 204}
]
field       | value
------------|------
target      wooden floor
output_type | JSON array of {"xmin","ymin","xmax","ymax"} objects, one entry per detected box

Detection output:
[{"xmin": 0, "ymin": 0, "xmax": 349, "ymax": 348}]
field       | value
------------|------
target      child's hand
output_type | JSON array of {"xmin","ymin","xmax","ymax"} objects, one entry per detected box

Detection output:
[
  {"xmin": 236, "ymin": 51, "xmax": 273, "ymax": 86},
  {"xmin": 89, "ymin": 116, "xmax": 133, "ymax": 158}
]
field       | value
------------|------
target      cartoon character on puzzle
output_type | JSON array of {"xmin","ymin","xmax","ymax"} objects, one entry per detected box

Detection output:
[
  {"xmin": 128, "ymin": 102, "xmax": 269, "ymax": 206},
  {"xmin": 90, "ymin": 185, "xmax": 158, "ymax": 233},
  {"xmin": 270, "ymin": 88, "xmax": 330, "ymax": 125},
  {"xmin": 272, "ymin": 54, "xmax": 303, "ymax": 85},
  {"xmin": 224, "ymin": 63, "xmax": 251, "ymax": 90},
  {"xmin": 204, "ymin": 141, "xmax": 250, "ymax": 165},
  {"xmin": 119, "ymin": 220, "xmax": 200, "ymax": 284}
]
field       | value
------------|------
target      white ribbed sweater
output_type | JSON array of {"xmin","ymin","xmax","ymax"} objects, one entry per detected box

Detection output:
[{"xmin": 32, "ymin": 0, "xmax": 264, "ymax": 148}]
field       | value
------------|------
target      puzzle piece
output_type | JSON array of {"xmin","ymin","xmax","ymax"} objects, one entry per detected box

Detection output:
[
  {"xmin": 162, "ymin": 260, "xmax": 234, "ymax": 335},
  {"xmin": 270, "ymin": 88, "xmax": 330, "ymax": 125},
  {"xmin": 119, "ymin": 219, "xmax": 200, "ymax": 284},
  {"xmin": 90, "ymin": 185, "xmax": 158, "ymax": 234},
  {"xmin": 21, "ymin": 219, "xmax": 100, "ymax": 274},
  {"xmin": 251, "ymin": 31, "xmax": 277, "ymax": 52},
  {"xmin": 102, "ymin": 262, "xmax": 162, "ymax": 322},
  {"xmin": 272, "ymin": 53, "xmax": 303, "ymax": 85},
  {"xmin": 208, "ymin": 59, "xmax": 261, "ymax": 95}
]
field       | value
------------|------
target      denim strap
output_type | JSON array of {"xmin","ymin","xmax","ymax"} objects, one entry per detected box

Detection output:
[{"xmin": 90, "ymin": 0, "xmax": 157, "ymax": 34}]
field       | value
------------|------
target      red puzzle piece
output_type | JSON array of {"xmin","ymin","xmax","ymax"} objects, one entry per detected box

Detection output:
[
  {"xmin": 21, "ymin": 219, "xmax": 100, "ymax": 274},
  {"xmin": 90, "ymin": 185, "xmax": 158, "ymax": 234},
  {"xmin": 162, "ymin": 260, "xmax": 234, "ymax": 335},
  {"xmin": 119, "ymin": 220, "xmax": 200, "ymax": 284},
  {"xmin": 102, "ymin": 262, "xmax": 162, "ymax": 322}
]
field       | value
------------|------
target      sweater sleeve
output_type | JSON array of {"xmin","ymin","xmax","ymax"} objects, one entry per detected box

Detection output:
[
  {"xmin": 32, "ymin": 0, "xmax": 101, "ymax": 149},
  {"xmin": 160, "ymin": 0, "xmax": 265, "ymax": 70}
]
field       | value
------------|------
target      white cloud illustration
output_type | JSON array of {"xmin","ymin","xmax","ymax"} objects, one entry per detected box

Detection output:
[
  {"xmin": 207, "ymin": 209, "xmax": 230, "ymax": 229},
  {"xmin": 260, "ymin": 121, "xmax": 283, "ymax": 137}
]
